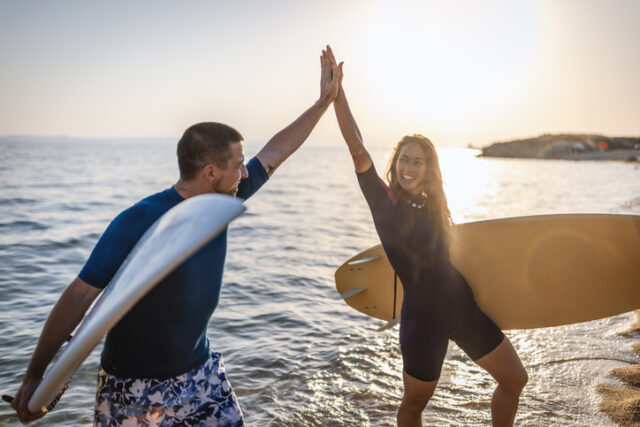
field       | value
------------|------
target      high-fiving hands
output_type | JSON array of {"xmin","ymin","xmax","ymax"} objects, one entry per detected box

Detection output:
[{"xmin": 320, "ymin": 45, "xmax": 344, "ymax": 104}]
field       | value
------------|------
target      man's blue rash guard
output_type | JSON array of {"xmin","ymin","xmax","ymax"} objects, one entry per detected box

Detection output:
[{"xmin": 79, "ymin": 157, "xmax": 268, "ymax": 379}]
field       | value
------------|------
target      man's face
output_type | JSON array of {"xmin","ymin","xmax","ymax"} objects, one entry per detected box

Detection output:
[{"xmin": 213, "ymin": 141, "xmax": 248, "ymax": 196}]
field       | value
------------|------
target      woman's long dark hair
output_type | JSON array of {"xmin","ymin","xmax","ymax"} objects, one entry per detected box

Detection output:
[{"xmin": 385, "ymin": 135, "xmax": 452, "ymax": 241}]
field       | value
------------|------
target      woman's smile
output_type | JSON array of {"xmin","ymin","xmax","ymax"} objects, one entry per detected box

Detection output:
[{"xmin": 396, "ymin": 142, "xmax": 427, "ymax": 195}]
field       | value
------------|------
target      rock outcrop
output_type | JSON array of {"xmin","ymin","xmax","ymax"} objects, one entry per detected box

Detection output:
[{"xmin": 480, "ymin": 134, "xmax": 640, "ymax": 160}]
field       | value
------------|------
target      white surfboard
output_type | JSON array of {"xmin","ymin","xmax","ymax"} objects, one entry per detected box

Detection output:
[{"xmin": 28, "ymin": 193, "xmax": 245, "ymax": 413}]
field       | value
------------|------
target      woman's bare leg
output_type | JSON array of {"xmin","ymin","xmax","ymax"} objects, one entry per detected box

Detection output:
[
  {"xmin": 474, "ymin": 337, "xmax": 528, "ymax": 427},
  {"xmin": 397, "ymin": 370, "xmax": 439, "ymax": 427}
]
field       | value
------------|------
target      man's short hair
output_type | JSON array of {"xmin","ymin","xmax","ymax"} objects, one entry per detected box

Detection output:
[{"xmin": 177, "ymin": 122, "xmax": 244, "ymax": 180}]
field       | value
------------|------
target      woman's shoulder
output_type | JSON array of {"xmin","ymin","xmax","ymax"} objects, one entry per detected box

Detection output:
[{"xmin": 358, "ymin": 164, "xmax": 399, "ymax": 206}]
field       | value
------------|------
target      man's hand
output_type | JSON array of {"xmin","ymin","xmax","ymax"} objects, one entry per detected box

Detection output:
[
  {"xmin": 11, "ymin": 374, "xmax": 46, "ymax": 424},
  {"xmin": 8, "ymin": 277, "xmax": 100, "ymax": 424},
  {"xmin": 320, "ymin": 45, "xmax": 343, "ymax": 105},
  {"xmin": 256, "ymin": 44, "xmax": 344, "ymax": 176}
]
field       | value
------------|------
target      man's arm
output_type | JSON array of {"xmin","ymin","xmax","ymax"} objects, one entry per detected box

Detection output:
[
  {"xmin": 11, "ymin": 277, "xmax": 101, "ymax": 423},
  {"xmin": 256, "ymin": 46, "xmax": 343, "ymax": 176}
]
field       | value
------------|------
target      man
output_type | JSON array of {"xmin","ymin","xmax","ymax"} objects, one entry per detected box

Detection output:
[{"xmin": 12, "ymin": 46, "xmax": 342, "ymax": 426}]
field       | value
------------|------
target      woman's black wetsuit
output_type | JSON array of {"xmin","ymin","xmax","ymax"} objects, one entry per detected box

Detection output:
[{"xmin": 357, "ymin": 164, "xmax": 504, "ymax": 382}]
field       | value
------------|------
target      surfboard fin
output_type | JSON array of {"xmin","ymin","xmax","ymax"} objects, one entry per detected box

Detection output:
[
  {"xmin": 376, "ymin": 317, "xmax": 400, "ymax": 332},
  {"xmin": 336, "ymin": 287, "xmax": 366, "ymax": 300},
  {"xmin": 347, "ymin": 255, "xmax": 380, "ymax": 266}
]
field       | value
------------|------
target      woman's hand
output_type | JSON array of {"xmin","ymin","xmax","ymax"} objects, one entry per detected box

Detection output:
[{"xmin": 320, "ymin": 45, "xmax": 343, "ymax": 105}]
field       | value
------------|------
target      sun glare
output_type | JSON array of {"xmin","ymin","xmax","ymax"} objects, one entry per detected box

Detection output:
[
  {"xmin": 364, "ymin": 1, "xmax": 541, "ymax": 130},
  {"xmin": 438, "ymin": 148, "xmax": 492, "ymax": 223}
]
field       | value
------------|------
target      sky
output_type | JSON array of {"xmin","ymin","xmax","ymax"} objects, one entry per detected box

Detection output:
[{"xmin": 1, "ymin": 0, "xmax": 639, "ymax": 147}]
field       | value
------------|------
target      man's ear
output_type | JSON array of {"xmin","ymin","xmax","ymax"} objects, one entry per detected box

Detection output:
[{"xmin": 202, "ymin": 164, "xmax": 217, "ymax": 182}]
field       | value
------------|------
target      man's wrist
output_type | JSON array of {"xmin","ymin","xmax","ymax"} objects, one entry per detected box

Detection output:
[{"xmin": 316, "ymin": 92, "xmax": 333, "ymax": 109}]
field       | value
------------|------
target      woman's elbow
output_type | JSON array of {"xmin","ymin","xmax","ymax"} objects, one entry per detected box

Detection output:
[{"xmin": 353, "ymin": 149, "xmax": 372, "ymax": 173}]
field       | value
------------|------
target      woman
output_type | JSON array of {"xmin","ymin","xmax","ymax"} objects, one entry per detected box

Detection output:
[{"xmin": 329, "ymin": 48, "xmax": 528, "ymax": 427}]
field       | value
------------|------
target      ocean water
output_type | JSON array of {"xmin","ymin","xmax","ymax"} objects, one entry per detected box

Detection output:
[{"xmin": 0, "ymin": 139, "xmax": 639, "ymax": 426}]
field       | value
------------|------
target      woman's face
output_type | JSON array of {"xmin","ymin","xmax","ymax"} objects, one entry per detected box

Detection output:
[{"xmin": 395, "ymin": 142, "xmax": 427, "ymax": 195}]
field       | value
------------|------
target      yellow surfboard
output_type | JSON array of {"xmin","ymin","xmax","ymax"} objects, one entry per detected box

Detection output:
[{"xmin": 334, "ymin": 214, "xmax": 640, "ymax": 330}]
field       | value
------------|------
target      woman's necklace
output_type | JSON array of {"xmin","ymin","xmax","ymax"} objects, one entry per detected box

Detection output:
[{"xmin": 407, "ymin": 194, "xmax": 427, "ymax": 209}]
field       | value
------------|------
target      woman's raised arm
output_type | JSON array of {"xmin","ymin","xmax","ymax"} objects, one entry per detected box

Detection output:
[{"xmin": 328, "ymin": 47, "xmax": 372, "ymax": 173}]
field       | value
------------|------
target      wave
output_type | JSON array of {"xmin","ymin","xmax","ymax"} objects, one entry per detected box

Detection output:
[
  {"xmin": 0, "ymin": 220, "xmax": 49, "ymax": 231},
  {"xmin": 0, "ymin": 197, "xmax": 38, "ymax": 206}
]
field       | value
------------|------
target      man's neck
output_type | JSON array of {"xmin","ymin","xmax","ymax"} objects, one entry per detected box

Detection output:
[{"xmin": 173, "ymin": 178, "xmax": 210, "ymax": 199}]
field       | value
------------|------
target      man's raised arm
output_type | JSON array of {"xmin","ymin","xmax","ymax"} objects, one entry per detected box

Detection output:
[{"xmin": 256, "ymin": 46, "xmax": 343, "ymax": 176}]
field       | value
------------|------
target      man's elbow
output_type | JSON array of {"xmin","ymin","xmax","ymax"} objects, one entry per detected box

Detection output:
[{"xmin": 67, "ymin": 277, "xmax": 102, "ymax": 307}]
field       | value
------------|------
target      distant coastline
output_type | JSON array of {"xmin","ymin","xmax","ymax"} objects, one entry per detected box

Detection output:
[
  {"xmin": 478, "ymin": 134, "xmax": 640, "ymax": 162},
  {"xmin": 0, "ymin": 135, "xmax": 176, "ymax": 145}
]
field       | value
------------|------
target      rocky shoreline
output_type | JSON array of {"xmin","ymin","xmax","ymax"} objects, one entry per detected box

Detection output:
[
  {"xmin": 478, "ymin": 134, "xmax": 640, "ymax": 162},
  {"xmin": 597, "ymin": 311, "xmax": 640, "ymax": 426}
]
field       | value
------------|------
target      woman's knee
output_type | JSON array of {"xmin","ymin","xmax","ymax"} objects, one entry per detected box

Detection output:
[
  {"xmin": 400, "ymin": 389, "xmax": 434, "ymax": 413},
  {"xmin": 401, "ymin": 370, "xmax": 438, "ymax": 411},
  {"xmin": 516, "ymin": 367, "xmax": 529, "ymax": 391},
  {"xmin": 502, "ymin": 366, "xmax": 528, "ymax": 395}
]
